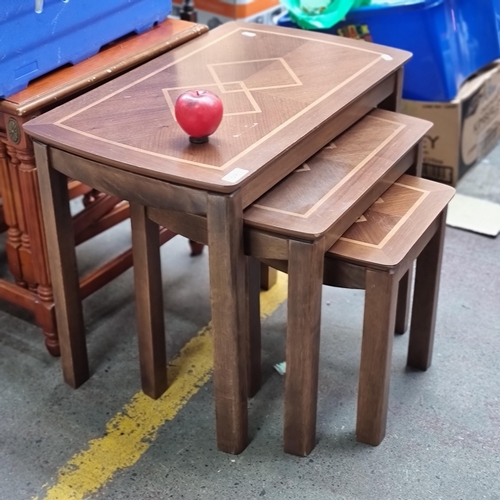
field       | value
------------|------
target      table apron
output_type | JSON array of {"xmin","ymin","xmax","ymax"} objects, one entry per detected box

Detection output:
[{"xmin": 46, "ymin": 146, "xmax": 209, "ymax": 216}]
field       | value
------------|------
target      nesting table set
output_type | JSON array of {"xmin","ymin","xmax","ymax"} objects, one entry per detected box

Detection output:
[{"xmin": 23, "ymin": 23, "xmax": 454, "ymax": 456}]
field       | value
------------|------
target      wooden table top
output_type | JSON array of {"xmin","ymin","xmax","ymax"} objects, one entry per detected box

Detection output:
[
  {"xmin": 328, "ymin": 174, "xmax": 455, "ymax": 268},
  {"xmin": 24, "ymin": 22, "xmax": 411, "ymax": 199},
  {"xmin": 244, "ymin": 109, "xmax": 432, "ymax": 240},
  {"xmin": 1, "ymin": 19, "xmax": 208, "ymax": 117}
]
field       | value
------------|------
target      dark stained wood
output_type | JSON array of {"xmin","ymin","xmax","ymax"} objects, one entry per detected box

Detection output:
[
  {"xmin": 50, "ymin": 148, "xmax": 208, "ymax": 215},
  {"xmin": 24, "ymin": 23, "xmax": 411, "ymax": 198},
  {"xmin": 260, "ymin": 264, "xmax": 277, "ymax": 291},
  {"xmin": 207, "ymin": 192, "xmax": 248, "ymax": 454},
  {"xmin": 2, "ymin": 20, "xmax": 209, "ymax": 117},
  {"xmin": 284, "ymin": 238, "xmax": 325, "ymax": 457},
  {"xmin": 378, "ymin": 67, "xmax": 404, "ymax": 113},
  {"xmin": 356, "ymin": 268, "xmax": 398, "ymax": 446},
  {"xmin": 395, "ymin": 267, "xmax": 412, "ymax": 334},
  {"xmin": 33, "ymin": 142, "xmax": 88, "ymax": 387},
  {"xmin": 241, "ymin": 75, "xmax": 397, "ymax": 208},
  {"xmin": 247, "ymin": 173, "xmax": 454, "ymax": 453},
  {"xmin": 244, "ymin": 229, "xmax": 289, "ymax": 261},
  {"xmin": 130, "ymin": 204, "xmax": 168, "ymax": 399},
  {"xmin": 245, "ymin": 109, "xmax": 432, "ymax": 241},
  {"xmin": 384, "ymin": 69, "xmax": 412, "ymax": 336},
  {"xmin": 245, "ymin": 257, "xmax": 262, "ymax": 398},
  {"xmin": 327, "ymin": 176, "xmax": 455, "ymax": 270},
  {"xmin": 23, "ymin": 24, "xmax": 414, "ymax": 454},
  {"xmin": 407, "ymin": 210, "xmax": 447, "ymax": 370},
  {"xmin": 147, "ymin": 207, "xmax": 208, "ymax": 245}
]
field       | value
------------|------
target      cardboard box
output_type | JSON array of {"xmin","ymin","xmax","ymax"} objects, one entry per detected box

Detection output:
[
  {"xmin": 402, "ymin": 61, "xmax": 500, "ymax": 186},
  {"xmin": 172, "ymin": 0, "xmax": 283, "ymax": 28}
]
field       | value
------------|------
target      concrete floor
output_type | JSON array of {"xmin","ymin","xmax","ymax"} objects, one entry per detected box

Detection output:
[{"xmin": 1, "ymin": 151, "xmax": 499, "ymax": 499}]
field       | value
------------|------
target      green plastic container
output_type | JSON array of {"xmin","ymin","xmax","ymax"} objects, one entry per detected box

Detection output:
[{"xmin": 283, "ymin": 0, "xmax": 371, "ymax": 30}]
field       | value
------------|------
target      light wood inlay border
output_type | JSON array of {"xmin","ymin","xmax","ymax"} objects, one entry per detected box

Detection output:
[
  {"xmin": 51, "ymin": 26, "xmax": 396, "ymax": 174},
  {"xmin": 252, "ymin": 117, "xmax": 407, "ymax": 218},
  {"xmin": 339, "ymin": 182, "xmax": 430, "ymax": 249}
]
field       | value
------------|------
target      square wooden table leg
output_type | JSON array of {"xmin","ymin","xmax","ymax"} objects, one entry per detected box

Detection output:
[
  {"xmin": 33, "ymin": 142, "xmax": 89, "ymax": 387},
  {"xmin": 246, "ymin": 256, "xmax": 261, "ymax": 399},
  {"xmin": 260, "ymin": 263, "xmax": 277, "ymax": 291},
  {"xmin": 130, "ymin": 203, "xmax": 167, "ymax": 399},
  {"xmin": 407, "ymin": 210, "xmax": 447, "ymax": 371},
  {"xmin": 395, "ymin": 266, "xmax": 413, "ymax": 335},
  {"xmin": 207, "ymin": 192, "xmax": 249, "ymax": 455},
  {"xmin": 284, "ymin": 239, "xmax": 325, "ymax": 457},
  {"xmin": 357, "ymin": 268, "xmax": 398, "ymax": 446}
]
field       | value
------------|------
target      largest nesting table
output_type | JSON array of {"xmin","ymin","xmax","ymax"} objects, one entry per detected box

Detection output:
[{"xmin": 24, "ymin": 22, "xmax": 410, "ymax": 454}]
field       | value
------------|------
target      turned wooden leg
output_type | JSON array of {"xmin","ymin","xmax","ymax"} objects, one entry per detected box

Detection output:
[
  {"xmin": 395, "ymin": 267, "xmax": 413, "ymax": 335},
  {"xmin": 34, "ymin": 299, "xmax": 58, "ymax": 356},
  {"xmin": 17, "ymin": 146, "xmax": 59, "ymax": 354},
  {"xmin": 357, "ymin": 269, "xmax": 398, "ymax": 446},
  {"xmin": 34, "ymin": 142, "xmax": 88, "ymax": 388},
  {"xmin": 1, "ymin": 141, "xmax": 26, "ymax": 286},
  {"xmin": 407, "ymin": 210, "xmax": 446, "ymax": 371},
  {"xmin": 207, "ymin": 192, "xmax": 248, "ymax": 455},
  {"xmin": 284, "ymin": 239, "xmax": 324, "ymax": 457},
  {"xmin": 5, "ymin": 143, "xmax": 38, "ymax": 288},
  {"xmin": 260, "ymin": 263, "xmax": 277, "ymax": 291},
  {"xmin": 189, "ymin": 239, "xmax": 204, "ymax": 256},
  {"xmin": 245, "ymin": 257, "xmax": 261, "ymax": 398},
  {"xmin": 131, "ymin": 203, "xmax": 167, "ymax": 399}
]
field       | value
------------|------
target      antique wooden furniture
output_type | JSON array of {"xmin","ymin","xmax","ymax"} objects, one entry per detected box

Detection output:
[
  {"xmin": 25, "ymin": 22, "xmax": 411, "ymax": 454},
  {"xmin": 0, "ymin": 19, "xmax": 208, "ymax": 355},
  {"xmin": 246, "ymin": 164, "xmax": 454, "ymax": 455}
]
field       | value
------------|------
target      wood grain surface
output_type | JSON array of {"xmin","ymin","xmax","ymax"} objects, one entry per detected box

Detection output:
[
  {"xmin": 327, "ymin": 175, "xmax": 455, "ymax": 269},
  {"xmin": 245, "ymin": 109, "xmax": 431, "ymax": 239},
  {"xmin": 24, "ymin": 23, "xmax": 411, "ymax": 195}
]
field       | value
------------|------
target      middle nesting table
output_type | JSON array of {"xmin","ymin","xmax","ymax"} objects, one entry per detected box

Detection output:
[{"xmin": 25, "ymin": 22, "xmax": 410, "ymax": 454}]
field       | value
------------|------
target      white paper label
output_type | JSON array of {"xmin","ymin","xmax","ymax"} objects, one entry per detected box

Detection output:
[{"xmin": 222, "ymin": 168, "xmax": 249, "ymax": 183}]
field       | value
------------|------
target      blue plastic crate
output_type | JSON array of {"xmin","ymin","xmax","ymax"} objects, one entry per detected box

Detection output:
[
  {"xmin": 452, "ymin": 0, "xmax": 500, "ymax": 82},
  {"xmin": 0, "ymin": 0, "xmax": 171, "ymax": 98},
  {"xmin": 277, "ymin": 0, "xmax": 500, "ymax": 102}
]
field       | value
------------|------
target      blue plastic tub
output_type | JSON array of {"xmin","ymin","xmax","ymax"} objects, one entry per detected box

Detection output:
[
  {"xmin": 452, "ymin": 0, "xmax": 500, "ymax": 82},
  {"xmin": 278, "ymin": 0, "xmax": 500, "ymax": 102},
  {"xmin": 0, "ymin": 0, "xmax": 171, "ymax": 98}
]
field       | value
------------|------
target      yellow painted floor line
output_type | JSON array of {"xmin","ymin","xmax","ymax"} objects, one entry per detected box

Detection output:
[{"xmin": 36, "ymin": 272, "xmax": 288, "ymax": 500}]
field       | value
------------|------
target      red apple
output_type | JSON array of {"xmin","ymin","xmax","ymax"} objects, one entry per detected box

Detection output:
[{"xmin": 174, "ymin": 90, "xmax": 224, "ymax": 144}]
